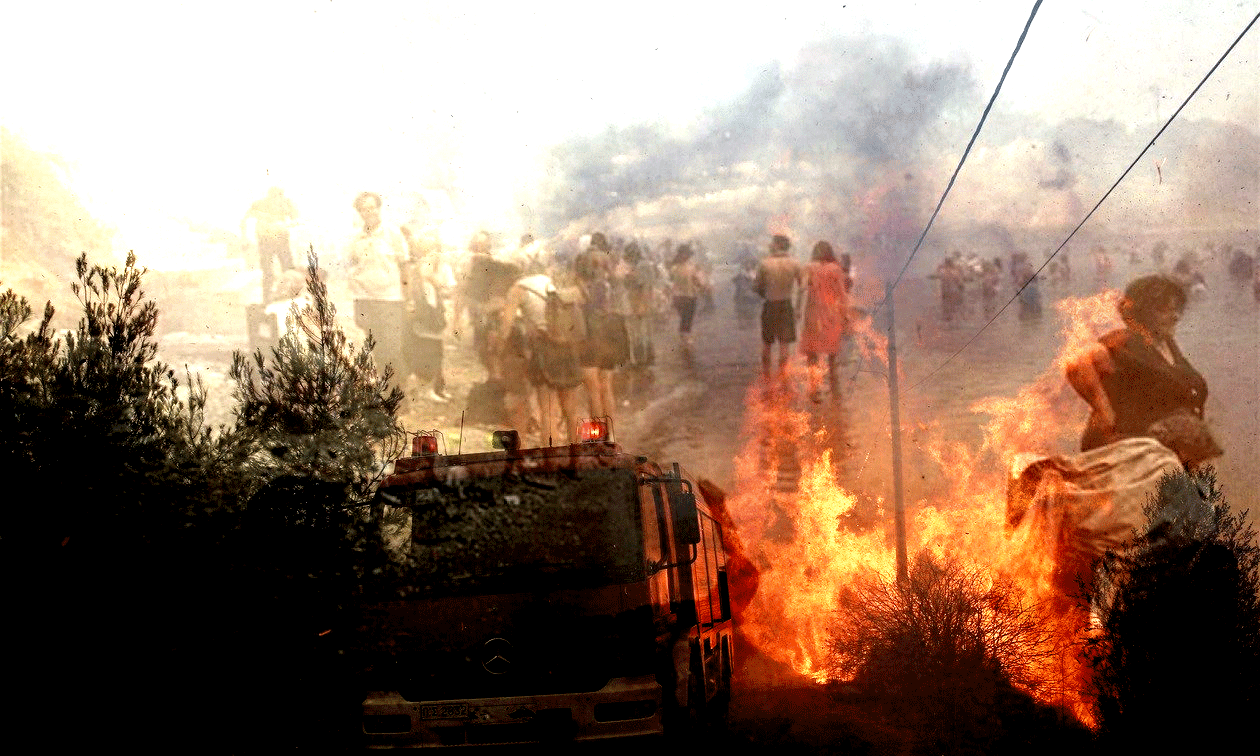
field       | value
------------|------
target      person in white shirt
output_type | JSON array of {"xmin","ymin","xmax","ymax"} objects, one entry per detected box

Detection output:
[{"xmin": 344, "ymin": 191, "xmax": 407, "ymax": 376}]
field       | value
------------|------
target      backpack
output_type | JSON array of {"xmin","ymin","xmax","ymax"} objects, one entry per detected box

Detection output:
[{"xmin": 545, "ymin": 286, "xmax": 587, "ymax": 343}]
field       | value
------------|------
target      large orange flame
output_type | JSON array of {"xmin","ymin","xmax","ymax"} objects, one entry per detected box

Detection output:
[{"xmin": 726, "ymin": 289, "xmax": 1123, "ymax": 726}]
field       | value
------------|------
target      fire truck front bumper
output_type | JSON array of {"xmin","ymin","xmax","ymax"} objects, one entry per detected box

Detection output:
[{"xmin": 361, "ymin": 674, "xmax": 663, "ymax": 747}]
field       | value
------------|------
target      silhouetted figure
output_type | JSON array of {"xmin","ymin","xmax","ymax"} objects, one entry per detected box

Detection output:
[{"xmin": 243, "ymin": 186, "xmax": 298, "ymax": 303}]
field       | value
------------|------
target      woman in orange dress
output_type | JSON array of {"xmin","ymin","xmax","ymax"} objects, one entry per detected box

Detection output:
[{"xmin": 799, "ymin": 240, "xmax": 850, "ymax": 402}]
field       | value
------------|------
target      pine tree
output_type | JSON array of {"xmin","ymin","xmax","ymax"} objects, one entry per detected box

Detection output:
[
  {"xmin": 230, "ymin": 251, "xmax": 404, "ymax": 507},
  {"xmin": 1086, "ymin": 467, "xmax": 1260, "ymax": 751}
]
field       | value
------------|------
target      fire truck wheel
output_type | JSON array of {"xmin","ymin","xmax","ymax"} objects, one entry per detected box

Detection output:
[
  {"xmin": 685, "ymin": 648, "xmax": 706, "ymax": 731},
  {"xmin": 707, "ymin": 643, "xmax": 732, "ymax": 727}
]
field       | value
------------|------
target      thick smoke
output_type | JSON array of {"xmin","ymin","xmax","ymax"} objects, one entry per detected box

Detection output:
[
  {"xmin": 535, "ymin": 34, "xmax": 978, "ymax": 264},
  {"xmin": 1038, "ymin": 141, "xmax": 1077, "ymax": 191},
  {"xmin": 535, "ymin": 33, "xmax": 1256, "ymax": 271}
]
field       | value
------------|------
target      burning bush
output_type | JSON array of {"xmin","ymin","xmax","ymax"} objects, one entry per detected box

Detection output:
[
  {"xmin": 826, "ymin": 551, "xmax": 1076, "ymax": 753},
  {"xmin": 1086, "ymin": 467, "xmax": 1260, "ymax": 752}
]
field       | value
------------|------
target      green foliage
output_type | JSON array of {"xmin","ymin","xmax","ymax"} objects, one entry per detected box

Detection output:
[
  {"xmin": 2, "ymin": 250, "xmax": 404, "ymax": 749},
  {"xmin": 230, "ymin": 252, "xmax": 404, "ymax": 504},
  {"xmin": 1, "ymin": 252, "xmax": 235, "ymax": 547},
  {"xmin": 1086, "ymin": 466, "xmax": 1260, "ymax": 751},
  {"xmin": 827, "ymin": 552, "xmax": 1072, "ymax": 754}
]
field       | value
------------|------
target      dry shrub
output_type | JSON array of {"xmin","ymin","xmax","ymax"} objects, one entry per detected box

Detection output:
[{"xmin": 827, "ymin": 551, "xmax": 1064, "ymax": 754}]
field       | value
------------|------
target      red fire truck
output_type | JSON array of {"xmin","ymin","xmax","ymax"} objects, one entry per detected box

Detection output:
[{"xmin": 357, "ymin": 420, "xmax": 735, "ymax": 747}]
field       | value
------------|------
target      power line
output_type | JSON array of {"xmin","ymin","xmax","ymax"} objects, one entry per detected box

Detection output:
[
  {"xmin": 869, "ymin": 0, "xmax": 1043, "ymax": 325},
  {"xmin": 907, "ymin": 7, "xmax": 1260, "ymax": 394}
]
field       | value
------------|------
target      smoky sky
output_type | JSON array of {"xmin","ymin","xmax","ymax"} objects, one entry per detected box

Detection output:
[
  {"xmin": 1038, "ymin": 140, "xmax": 1078, "ymax": 191},
  {"xmin": 537, "ymin": 34, "xmax": 978, "ymax": 248}
]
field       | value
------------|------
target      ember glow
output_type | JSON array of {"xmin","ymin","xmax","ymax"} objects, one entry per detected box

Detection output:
[{"xmin": 727, "ymin": 288, "xmax": 1129, "ymax": 724}]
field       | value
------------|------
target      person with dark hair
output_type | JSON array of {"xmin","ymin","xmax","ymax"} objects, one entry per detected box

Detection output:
[
  {"xmin": 668, "ymin": 243, "xmax": 707, "ymax": 347},
  {"xmin": 1066, "ymin": 274, "xmax": 1218, "ymax": 466},
  {"xmin": 242, "ymin": 186, "xmax": 298, "ymax": 303},
  {"xmin": 798, "ymin": 240, "xmax": 850, "ymax": 402},
  {"xmin": 754, "ymin": 233, "xmax": 803, "ymax": 381}
]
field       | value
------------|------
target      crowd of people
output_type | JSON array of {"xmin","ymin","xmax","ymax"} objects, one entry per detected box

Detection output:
[
  {"xmin": 929, "ymin": 249, "xmax": 1044, "ymax": 322},
  {"xmin": 240, "ymin": 186, "xmax": 871, "ymax": 440},
  {"xmin": 240, "ymin": 186, "xmax": 1254, "ymax": 446},
  {"xmin": 928, "ymin": 236, "xmax": 1260, "ymax": 326}
]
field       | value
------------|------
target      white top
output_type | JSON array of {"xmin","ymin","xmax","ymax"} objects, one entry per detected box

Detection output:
[{"xmin": 345, "ymin": 224, "xmax": 406, "ymax": 301}]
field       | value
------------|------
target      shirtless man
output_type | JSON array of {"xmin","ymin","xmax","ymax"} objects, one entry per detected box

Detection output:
[{"xmin": 754, "ymin": 234, "xmax": 803, "ymax": 380}]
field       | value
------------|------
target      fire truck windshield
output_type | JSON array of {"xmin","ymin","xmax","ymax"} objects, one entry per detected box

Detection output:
[{"xmin": 379, "ymin": 468, "xmax": 643, "ymax": 597}]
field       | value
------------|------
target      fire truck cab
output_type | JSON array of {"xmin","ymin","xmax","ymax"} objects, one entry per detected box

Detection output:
[{"xmin": 357, "ymin": 421, "xmax": 735, "ymax": 747}]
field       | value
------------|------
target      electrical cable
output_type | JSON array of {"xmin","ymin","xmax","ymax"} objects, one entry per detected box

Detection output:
[
  {"xmin": 906, "ymin": 7, "xmax": 1260, "ymax": 394},
  {"xmin": 868, "ymin": 0, "xmax": 1043, "ymax": 325}
]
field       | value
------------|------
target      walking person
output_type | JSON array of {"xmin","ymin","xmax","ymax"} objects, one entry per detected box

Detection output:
[
  {"xmin": 575, "ymin": 232, "xmax": 629, "ymax": 425},
  {"xmin": 799, "ymin": 241, "xmax": 850, "ymax": 402},
  {"xmin": 242, "ymin": 186, "xmax": 298, "ymax": 303},
  {"xmin": 754, "ymin": 234, "xmax": 803, "ymax": 382},
  {"xmin": 668, "ymin": 243, "xmax": 707, "ymax": 347},
  {"xmin": 622, "ymin": 241, "xmax": 657, "ymax": 398}
]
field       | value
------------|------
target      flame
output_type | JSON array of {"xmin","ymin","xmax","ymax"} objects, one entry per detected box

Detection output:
[{"xmin": 726, "ymin": 289, "xmax": 1125, "ymax": 726}]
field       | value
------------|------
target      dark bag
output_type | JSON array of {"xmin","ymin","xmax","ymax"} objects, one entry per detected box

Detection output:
[
  {"xmin": 528, "ymin": 333, "xmax": 583, "ymax": 389},
  {"xmin": 545, "ymin": 287, "xmax": 587, "ymax": 342}
]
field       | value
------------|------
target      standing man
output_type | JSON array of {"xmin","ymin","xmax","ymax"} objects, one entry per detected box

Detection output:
[
  {"xmin": 242, "ymin": 186, "xmax": 298, "ymax": 303},
  {"xmin": 754, "ymin": 234, "xmax": 803, "ymax": 381},
  {"xmin": 346, "ymin": 191, "xmax": 407, "ymax": 375}
]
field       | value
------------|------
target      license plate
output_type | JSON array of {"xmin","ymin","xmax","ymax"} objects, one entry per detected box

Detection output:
[{"xmin": 416, "ymin": 703, "xmax": 468, "ymax": 720}]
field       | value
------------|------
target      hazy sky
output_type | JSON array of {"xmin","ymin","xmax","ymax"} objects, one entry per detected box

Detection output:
[{"xmin": 3, "ymin": 1, "xmax": 1256, "ymax": 246}]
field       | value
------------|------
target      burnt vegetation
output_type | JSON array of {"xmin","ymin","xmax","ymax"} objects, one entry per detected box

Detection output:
[{"xmin": 823, "ymin": 552, "xmax": 1091, "ymax": 755}]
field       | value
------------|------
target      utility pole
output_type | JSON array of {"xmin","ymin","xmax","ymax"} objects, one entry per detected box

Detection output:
[{"xmin": 885, "ymin": 281, "xmax": 909, "ymax": 585}]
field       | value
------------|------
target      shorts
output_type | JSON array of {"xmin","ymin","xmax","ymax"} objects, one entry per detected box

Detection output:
[
  {"xmin": 580, "ymin": 311, "xmax": 630, "ymax": 370},
  {"xmin": 674, "ymin": 295, "xmax": 698, "ymax": 334},
  {"xmin": 761, "ymin": 300, "xmax": 796, "ymax": 344}
]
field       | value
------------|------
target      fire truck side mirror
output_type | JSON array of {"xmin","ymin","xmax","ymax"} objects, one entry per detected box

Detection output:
[{"xmin": 670, "ymin": 488, "xmax": 701, "ymax": 545}]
